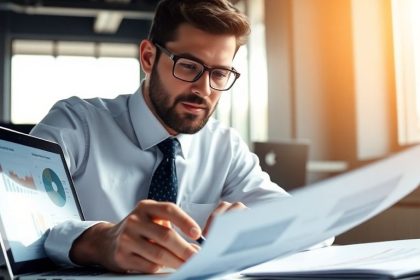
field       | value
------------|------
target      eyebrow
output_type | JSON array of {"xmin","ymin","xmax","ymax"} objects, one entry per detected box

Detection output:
[{"xmin": 175, "ymin": 52, "xmax": 233, "ymax": 70}]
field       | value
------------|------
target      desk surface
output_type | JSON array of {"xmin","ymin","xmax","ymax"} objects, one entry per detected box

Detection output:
[{"xmin": 0, "ymin": 267, "xmax": 246, "ymax": 280}]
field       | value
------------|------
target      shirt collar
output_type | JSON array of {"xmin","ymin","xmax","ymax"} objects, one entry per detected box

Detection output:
[
  {"xmin": 128, "ymin": 82, "xmax": 192, "ymax": 158},
  {"xmin": 176, "ymin": 133, "xmax": 192, "ymax": 159}
]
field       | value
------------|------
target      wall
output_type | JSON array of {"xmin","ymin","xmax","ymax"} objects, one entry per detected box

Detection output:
[
  {"xmin": 352, "ymin": 0, "xmax": 398, "ymax": 160},
  {"xmin": 265, "ymin": 0, "xmax": 294, "ymax": 141},
  {"xmin": 265, "ymin": 0, "xmax": 358, "ymax": 183},
  {"xmin": 264, "ymin": 0, "xmax": 415, "ymax": 243},
  {"xmin": 265, "ymin": 0, "xmax": 397, "ymax": 177}
]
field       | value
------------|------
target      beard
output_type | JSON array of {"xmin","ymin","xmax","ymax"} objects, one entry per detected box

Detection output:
[{"xmin": 148, "ymin": 64, "xmax": 217, "ymax": 134}]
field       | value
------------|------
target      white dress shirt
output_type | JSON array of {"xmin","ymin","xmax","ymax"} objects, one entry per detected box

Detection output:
[{"xmin": 31, "ymin": 86, "xmax": 288, "ymax": 265}]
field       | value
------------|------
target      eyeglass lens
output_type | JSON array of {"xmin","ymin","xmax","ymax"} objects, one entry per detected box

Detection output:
[{"xmin": 174, "ymin": 58, "xmax": 236, "ymax": 90}]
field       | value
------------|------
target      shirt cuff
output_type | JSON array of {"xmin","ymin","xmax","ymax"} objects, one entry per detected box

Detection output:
[{"xmin": 44, "ymin": 220, "xmax": 104, "ymax": 266}]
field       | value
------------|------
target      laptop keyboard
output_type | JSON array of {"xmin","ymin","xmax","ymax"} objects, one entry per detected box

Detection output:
[{"xmin": 39, "ymin": 267, "xmax": 107, "ymax": 277}]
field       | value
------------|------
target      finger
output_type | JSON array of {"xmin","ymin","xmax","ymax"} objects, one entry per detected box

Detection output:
[
  {"xmin": 190, "ymin": 243, "xmax": 201, "ymax": 251},
  {"xmin": 209, "ymin": 201, "xmax": 233, "ymax": 217},
  {"xmin": 119, "ymin": 205, "xmax": 199, "ymax": 263},
  {"xmin": 105, "ymin": 220, "xmax": 187, "ymax": 272},
  {"xmin": 141, "ymin": 220, "xmax": 199, "ymax": 261},
  {"xmin": 226, "ymin": 202, "xmax": 247, "ymax": 211},
  {"xmin": 203, "ymin": 201, "xmax": 232, "ymax": 236},
  {"xmin": 131, "ymin": 236, "xmax": 185, "ymax": 269},
  {"xmin": 103, "ymin": 235, "xmax": 162, "ymax": 274},
  {"xmin": 120, "ymin": 253, "xmax": 162, "ymax": 274},
  {"xmin": 137, "ymin": 200, "xmax": 202, "ymax": 239}
]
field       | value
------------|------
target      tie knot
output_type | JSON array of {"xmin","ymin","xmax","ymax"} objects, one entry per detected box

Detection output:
[{"xmin": 158, "ymin": 138, "xmax": 180, "ymax": 158}]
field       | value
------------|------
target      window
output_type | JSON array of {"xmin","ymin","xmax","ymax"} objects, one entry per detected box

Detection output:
[
  {"xmin": 11, "ymin": 40, "xmax": 140, "ymax": 124},
  {"xmin": 10, "ymin": 11, "xmax": 269, "ymax": 145},
  {"xmin": 392, "ymin": 0, "xmax": 420, "ymax": 144},
  {"xmin": 215, "ymin": 0, "xmax": 268, "ymax": 145}
]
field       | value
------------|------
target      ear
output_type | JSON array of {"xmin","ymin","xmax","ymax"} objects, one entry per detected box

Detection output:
[{"xmin": 139, "ymin": 40, "xmax": 156, "ymax": 76}]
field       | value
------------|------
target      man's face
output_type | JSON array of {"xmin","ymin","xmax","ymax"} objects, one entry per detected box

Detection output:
[{"xmin": 144, "ymin": 24, "xmax": 237, "ymax": 135}]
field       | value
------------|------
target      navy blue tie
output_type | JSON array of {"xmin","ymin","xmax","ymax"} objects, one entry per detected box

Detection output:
[{"xmin": 148, "ymin": 138, "xmax": 180, "ymax": 203}]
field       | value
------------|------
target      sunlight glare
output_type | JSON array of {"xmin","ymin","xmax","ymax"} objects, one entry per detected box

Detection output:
[{"xmin": 11, "ymin": 55, "xmax": 140, "ymax": 124}]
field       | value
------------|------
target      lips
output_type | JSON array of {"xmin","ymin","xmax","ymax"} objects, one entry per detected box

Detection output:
[{"xmin": 181, "ymin": 102, "xmax": 208, "ymax": 113}]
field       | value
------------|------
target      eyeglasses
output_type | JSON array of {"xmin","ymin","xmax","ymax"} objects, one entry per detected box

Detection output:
[{"xmin": 155, "ymin": 43, "xmax": 240, "ymax": 91}]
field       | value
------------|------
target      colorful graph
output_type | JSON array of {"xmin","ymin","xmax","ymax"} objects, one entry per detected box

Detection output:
[
  {"xmin": 42, "ymin": 168, "xmax": 66, "ymax": 207},
  {"xmin": 0, "ymin": 164, "xmax": 37, "ymax": 193}
]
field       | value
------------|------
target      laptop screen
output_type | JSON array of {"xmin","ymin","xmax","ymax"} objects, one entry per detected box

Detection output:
[
  {"xmin": 0, "ymin": 127, "xmax": 83, "ymax": 274},
  {"xmin": 253, "ymin": 141, "xmax": 309, "ymax": 191}
]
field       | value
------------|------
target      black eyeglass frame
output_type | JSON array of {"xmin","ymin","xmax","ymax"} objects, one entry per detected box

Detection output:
[{"xmin": 155, "ymin": 43, "xmax": 241, "ymax": 91}]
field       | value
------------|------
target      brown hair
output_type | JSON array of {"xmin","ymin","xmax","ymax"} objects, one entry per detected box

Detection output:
[{"xmin": 148, "ymin": 0, "xmax": 250, "ymax": 50}]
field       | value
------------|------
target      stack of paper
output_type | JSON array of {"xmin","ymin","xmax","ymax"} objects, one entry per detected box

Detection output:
[{"xmin": 242, "ymin": 239, "xmax": 420, "ymax": 279}]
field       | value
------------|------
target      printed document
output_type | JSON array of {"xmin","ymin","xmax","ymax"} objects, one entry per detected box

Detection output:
[
  {"xmin": 164, "ymin": 145, "xmax": 420, "ymax": 279},
  {"xmin": 242, "ymin": 239, "xmax": 420, "ymax": 279}
]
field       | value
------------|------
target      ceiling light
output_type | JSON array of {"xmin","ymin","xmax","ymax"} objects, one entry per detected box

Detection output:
[{"xmin": 94, "ymin": 11, "xmax": 124, "ymax": 33}]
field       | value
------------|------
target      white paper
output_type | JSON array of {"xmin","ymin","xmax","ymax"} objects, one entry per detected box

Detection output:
[
  {"xmin": 242, "ymin": 239, "xmax": 420, "ymax": 278},
  {"xmin": 100, "ymin": 145, "xmax": 420, "ymax": 280},
  {"xmin": 166, "ymin": 145, "xmax": 420, "ymax": 279}
]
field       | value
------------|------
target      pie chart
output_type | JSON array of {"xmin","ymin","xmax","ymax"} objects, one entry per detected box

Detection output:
[{"xmin": 42, "ymin": 168, "xmax": 66, "ymax": 207}]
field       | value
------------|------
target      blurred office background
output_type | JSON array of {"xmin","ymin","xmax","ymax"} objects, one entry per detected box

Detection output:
[{"xmin": 1, "ymin": 0, "xmax": 420, "ymax": 244}]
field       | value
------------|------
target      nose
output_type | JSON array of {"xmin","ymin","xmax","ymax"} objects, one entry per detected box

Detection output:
[{"xmin": 191, "ymin": 70, "xmax": 212, "ymax": 97}]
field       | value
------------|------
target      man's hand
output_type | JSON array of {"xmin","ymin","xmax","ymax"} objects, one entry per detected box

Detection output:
[
  {"xmin": 202, "ymin": 201, "xmax": 247, "ymax": 236},
  {"xmin": 69, "ymin": 200, "xmax": 202, "ymax": 274}
]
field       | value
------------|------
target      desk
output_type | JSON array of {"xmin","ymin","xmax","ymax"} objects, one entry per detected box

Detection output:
[
  {"xmin": 306, "ymin": 160, "xmax": 348, "ymax": 173},
  {"xmin": 0, "ymin": 267, "xmax": 245, "ymax": 279}
]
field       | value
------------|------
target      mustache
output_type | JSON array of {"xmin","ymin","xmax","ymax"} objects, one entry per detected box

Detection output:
[{"xmin": 174, "ymin": 93, "xmax": 211, "ymax": 109}]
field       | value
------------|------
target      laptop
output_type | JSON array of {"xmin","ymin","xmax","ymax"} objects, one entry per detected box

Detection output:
[
  {"xmin": 253, "ymin": 141, "xmax": 309, "ymax": 191},
  {"xmin": 0, "ymin": 127, "xmax": 167, "ymax": 280}
]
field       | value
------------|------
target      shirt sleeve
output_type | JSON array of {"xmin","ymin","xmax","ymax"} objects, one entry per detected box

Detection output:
[
  {"xmin": 31, "ymin": 98, "xmax": 88, "ymax": 175},
  {"xmin": 44, "ymin": 221, "xmax": 102, "ymax": 266},
  {"xmin": 222, "ymin": 129, "xmax": 290, "ymax": 206},
  {"xmin": 31, "ymin": 99, "xmax": 92, "ymax": 266}
]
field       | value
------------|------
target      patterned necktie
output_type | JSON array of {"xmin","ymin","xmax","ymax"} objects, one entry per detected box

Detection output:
[{"xmin": 147, "ymin": 138, "xmax": 180, "ymax": 203}]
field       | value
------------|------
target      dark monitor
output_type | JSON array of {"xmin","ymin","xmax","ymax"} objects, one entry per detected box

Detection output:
[
  {"xmin": 253, "ymin": 141, "xmax": 309, "ymax": 191},
  {"xmin": 0, "ymin": 123, "xmax": 35, "ymax": 134}
]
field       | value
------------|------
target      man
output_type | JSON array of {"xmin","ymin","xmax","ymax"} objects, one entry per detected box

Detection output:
[{"xmin": 31, "ymin": 0, "xmax": 288, "ymax": 274}]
